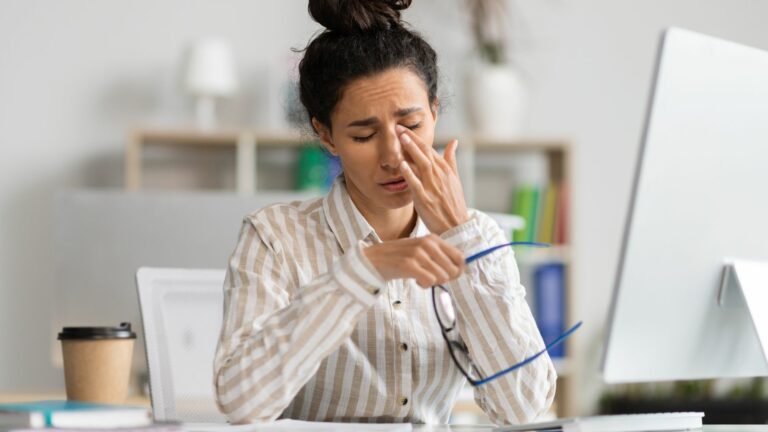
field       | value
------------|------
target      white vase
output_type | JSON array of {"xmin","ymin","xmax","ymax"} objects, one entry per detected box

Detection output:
[{"xmin": 465, "ymin": 63, "xmax": 528, "ymax": 139}]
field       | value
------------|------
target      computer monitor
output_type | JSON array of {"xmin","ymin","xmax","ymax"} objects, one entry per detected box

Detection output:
[{"xmin": 601, "ymin": 28, "xmax": 768, "ymax": 383}]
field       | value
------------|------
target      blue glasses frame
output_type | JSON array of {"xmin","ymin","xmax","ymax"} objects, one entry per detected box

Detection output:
[{"xmin": 431, "ymin": 241, "xmax": 583, "ymax": 387}]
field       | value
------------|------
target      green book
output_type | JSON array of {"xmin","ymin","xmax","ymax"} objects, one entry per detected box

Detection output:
[
  {"xmin": 512, "ymin": 185, "xmax": 537, "ymax": 242},
  {"xmin": 528, "ymin": 186, "xmax": 541, "ymax": 242}
]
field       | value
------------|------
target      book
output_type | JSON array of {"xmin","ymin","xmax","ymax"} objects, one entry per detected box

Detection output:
[
  {"xmin": 512, "ymin": 185, "xmax": 539, "ymax": 242},
  {"xmin": 538, "ymin": 183, "xmax": 558, "ymax": 244},
  {"xmin": 512, "ymin": 182, "xmax": 565, "ymax": 244},
  {"xmin": 553, "ymin": 181, "xmax": 569, "ymax": 244},
  {"xmin": 534, "ymin": 262, "xmax": 566, "ymax": 358},
  {"xmin": 494, "ymin": 412, "xmax": 704, "ymax": 432},
  {"xmin": 0, "ymin": 400, "xmax": 151, "ymax": 429}
]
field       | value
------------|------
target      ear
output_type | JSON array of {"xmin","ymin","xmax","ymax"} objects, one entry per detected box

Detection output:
[
  {"xmin": 312, "ymin": 118, "xmax": 337, "ymax": 156},
  {"xmin": 430, "ymin": 99, "xmax": 439, "ymax": 123}
]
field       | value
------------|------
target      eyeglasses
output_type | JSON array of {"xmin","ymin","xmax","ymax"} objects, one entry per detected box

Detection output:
[{"xmin": 431, "ymin": 241, "xmax": 583, "ymax": 387}]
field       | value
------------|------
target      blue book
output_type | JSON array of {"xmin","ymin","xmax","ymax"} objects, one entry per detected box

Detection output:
[
  {"xmin": 533, "ymin": 262, "xmax": 566, "ymax": 358},
  {"xmin": 0, "ymin": 400, "xmax": 151, "ymax": 428}
]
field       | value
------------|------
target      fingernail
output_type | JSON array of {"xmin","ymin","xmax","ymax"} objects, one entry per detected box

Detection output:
[
  {"xmin": 399, "ymin": 133, "xmax": 411, "ymax": 144},
  {"xmin": 400, "ymin": 160, "xmax": 410, "ymax": 170}
]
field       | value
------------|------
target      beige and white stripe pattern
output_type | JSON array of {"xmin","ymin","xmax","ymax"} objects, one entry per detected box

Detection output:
[{"xmin": 213, "ymin": 176, "xmax": 557, "ymax": 425}]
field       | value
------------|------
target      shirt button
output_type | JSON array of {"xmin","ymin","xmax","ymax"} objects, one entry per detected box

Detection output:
[
  {"xmin": 400, "ymin": 397, "xmax": 409, "ymax": 406},
  {"xmin": 371, "ymin": 288, "xmax": 380, "ymax": 295},
  {"xmin": 393, "ymin": 300, "xmax": 402, "ymax": 307},
  {"xmin": 399, "ymin": 343, "xmax": 408, "ymax": 352}
]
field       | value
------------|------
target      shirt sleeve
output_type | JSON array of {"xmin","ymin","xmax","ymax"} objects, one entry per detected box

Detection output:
[
  {"xmin": 213, "ymin": 215, "xmax": 386, "ymax": 424},
  {"xmin": 440, "ymin": 210, "xmax": 558, "ymax": 425}
]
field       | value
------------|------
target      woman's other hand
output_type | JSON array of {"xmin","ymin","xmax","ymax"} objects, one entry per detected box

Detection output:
[
  {"xmin": 397, "ymin": 125, "xmax": 469, "ymax": 235},
  {"xmin": 363, "ymin": 234, "xmax": 465, "ymax": 288}
]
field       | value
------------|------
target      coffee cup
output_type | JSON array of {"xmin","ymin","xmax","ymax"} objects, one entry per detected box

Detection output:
[{"xmin": 58, "ymin": 322, "xmax": 136, "ymax": 404}]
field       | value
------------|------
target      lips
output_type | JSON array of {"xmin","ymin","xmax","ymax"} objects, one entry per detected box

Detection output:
[
  {"xmin": 380, "ymin": 177, "xmax": 405, "ymax": 185},
  {"xmin": 380, "ymin": 177, "xmax": 408, "ymax": 192}
]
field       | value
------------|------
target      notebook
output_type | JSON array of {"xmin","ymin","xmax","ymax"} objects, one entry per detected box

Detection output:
[
  {"xmin": 0, "ymin": 400, "xmax": 152, "ymax": 428},
  {"xmin": 494, "ymin": 412, "xmax": 704, "ymax": 432}
]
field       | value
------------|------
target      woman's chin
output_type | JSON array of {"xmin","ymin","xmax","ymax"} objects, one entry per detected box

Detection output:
[{"xmin": 377, "ymin": 190, "xmax": 413, "ymax": 209}]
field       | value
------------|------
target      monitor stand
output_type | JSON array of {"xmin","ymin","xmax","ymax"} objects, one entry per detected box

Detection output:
[{"xmin": 718, "ymin": 259, "xmax": 768, "ymax": 364}]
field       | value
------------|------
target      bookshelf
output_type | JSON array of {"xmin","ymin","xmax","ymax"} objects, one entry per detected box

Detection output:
[
  {"xmin": 125, "ymin": 128, "xmax": 307, "ymax": 194},
  {"xmin": 123, "ymin": 127, "xmax": 574, "ymax": 419},
  {"xmin": 442, "ymin": 136, "xmax": 573, "ymax": 422}
]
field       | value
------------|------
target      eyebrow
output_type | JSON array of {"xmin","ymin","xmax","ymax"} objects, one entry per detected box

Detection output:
[{"xmin": 346, "ymin": 106, "xmax": 423, "ymax": 128}]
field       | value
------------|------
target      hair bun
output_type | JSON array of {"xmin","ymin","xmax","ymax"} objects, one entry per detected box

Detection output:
[{"xmin": 308, "ymin": 0, "xmax": 412, "ymax": 34}]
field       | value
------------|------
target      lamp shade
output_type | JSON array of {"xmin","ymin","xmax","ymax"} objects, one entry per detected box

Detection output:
[{"xmin": 185, "ymin": 38, "xmax": 239, "ymax": 97}]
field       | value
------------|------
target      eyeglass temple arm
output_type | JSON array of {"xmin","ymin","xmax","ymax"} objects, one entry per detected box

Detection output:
[
  {"xmin": 465, "ymin": 241, "xmax": 551, "ymax": 264},
  {"xmin": 473, "ymin": 321, "xmax": 583, "ymax": 387}
]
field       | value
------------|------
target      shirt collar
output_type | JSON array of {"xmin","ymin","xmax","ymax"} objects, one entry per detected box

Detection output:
[{"xmin": 322, "ymin": 176, "xmax": 429, "ymax": 253}]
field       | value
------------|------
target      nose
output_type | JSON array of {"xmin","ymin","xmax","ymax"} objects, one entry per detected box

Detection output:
[{"xmin": 379, "ymin": 128, "xmax": 404, "ymax": 170}]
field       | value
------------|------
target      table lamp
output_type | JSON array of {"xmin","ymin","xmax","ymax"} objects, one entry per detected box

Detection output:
[{"xmin": 185, "ymin": 38, "xmax": 239, "ymax": 130}]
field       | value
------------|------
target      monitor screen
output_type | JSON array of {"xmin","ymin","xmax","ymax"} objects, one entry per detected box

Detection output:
[{"xmin": 602, "ymin": 28, "xmax": 768, "ymax": 383}]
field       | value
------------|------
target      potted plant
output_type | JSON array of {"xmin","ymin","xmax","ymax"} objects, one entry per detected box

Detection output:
[{"xmin": 464, "ymin": 0, "xmax": 527, "ymax": 138}]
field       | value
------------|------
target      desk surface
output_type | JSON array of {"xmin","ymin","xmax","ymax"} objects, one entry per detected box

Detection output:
[{"xmin": 407, "ymin": 427, "xmax": 767, "ymax": 431}]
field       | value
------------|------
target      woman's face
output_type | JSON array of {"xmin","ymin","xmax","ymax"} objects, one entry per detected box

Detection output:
[{"xmin": 314, "ymin": 67, "xmax": 437, "ymax": 211}]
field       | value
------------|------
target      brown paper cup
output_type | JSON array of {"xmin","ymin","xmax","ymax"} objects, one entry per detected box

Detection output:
[{"xmin": 58, "ymin": 323, "xmax": 136, "ymax": 405}]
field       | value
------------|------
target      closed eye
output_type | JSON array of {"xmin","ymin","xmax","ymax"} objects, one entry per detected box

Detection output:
[
  {"xmin": 352, "ymin": 132, "xmax": 375, "ymax": 143},
  {"xmin": 406, "ymin": 122, "xmax": 421, "ymax": 131},
  {"xmin": 352, "ymin": 123, "xmax": 421, "ymax": 143}
]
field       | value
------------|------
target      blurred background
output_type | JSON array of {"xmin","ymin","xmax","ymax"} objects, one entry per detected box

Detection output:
[{"xmin": 1, "ymin": 0, "xmax": 768, "ymax": 425}]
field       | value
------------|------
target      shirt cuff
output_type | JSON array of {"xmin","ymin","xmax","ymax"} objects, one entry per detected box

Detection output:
[
  {"xmin": 440, "ymin": 214, "xmax": 487, "ymax": 259},
  {"xmin": 331, "ymin": 240, "xmax": 387, "ymax": 307}
]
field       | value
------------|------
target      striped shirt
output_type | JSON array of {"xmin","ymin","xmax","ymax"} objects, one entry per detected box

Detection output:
[{"xmin": 213, "ymin": 176, "xmax": 557, "ymax": 425}]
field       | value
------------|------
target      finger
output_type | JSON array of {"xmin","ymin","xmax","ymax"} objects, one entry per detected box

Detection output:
[
  {"xmin": 399, "ymin": 161, "xmax": 426, "ymax": 197},
  {"xmin": 432, "ymin": 148, "xmax": 452, "ymax": 172},
  {"xmin": 427, "ymin": 257, "xmax": 452, "ymax": 285},
  {"xmin": 424, "ymin": 237, "xmax": 462, "ymax": 279},
  {"xmin": 426, "ymin": 244, "xmax": 457, "ymax": 279},
  {"xmin": 444, "ymin": 243, "xmax": 467, "ymax": 273},
  {"xmin": 398, "ymin": 125, "xmax": 434, "ymax": 156},
  {"xmin": 424, "ymin": 234, "xmax": 462, "ymax": 279},
  {"xmin": 413, "ymin": 246, "xmax": 450, "ymax": 285},
  {"xmin": 400, "ymin": 132, "xmax": 432, "ymax": 173},
  {"xmin": 444, "ymin": 139, "xmax": 459, "ymax": 174},
  {"xmin": 430, "ymin": 235, "xmax": 465, "ymax": 267},
  {"xmin": 418, "ymin": 256, "xmax": 450, "ymax": 286},
  {"xmin": 406, "ymin": 261, "xmax": 437, "ymax": 288}
]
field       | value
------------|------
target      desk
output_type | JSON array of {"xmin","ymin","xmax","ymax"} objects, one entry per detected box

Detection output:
[
  {"xmin": 183, "ymin": 425, "xmax": 768, "ymax": 432},
  {"xmin": 408, "ymin": 427, "xmax": 768, "ymax": 432}
]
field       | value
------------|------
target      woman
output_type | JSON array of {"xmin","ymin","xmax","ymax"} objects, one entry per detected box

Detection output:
[{"xmin": 214, "ymin": 0, "xmax": 556, "ymax": 425}]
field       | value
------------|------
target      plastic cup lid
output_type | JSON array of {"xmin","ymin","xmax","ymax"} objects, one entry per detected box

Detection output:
[{"xmin": 58, "ymin": 322, "xmax": 137, "ymax": 340}]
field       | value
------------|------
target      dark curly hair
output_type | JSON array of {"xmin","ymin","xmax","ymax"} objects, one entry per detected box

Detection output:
[{"xmin": 298, "ymin": 0, "xmax": 439, "ymax": 133}]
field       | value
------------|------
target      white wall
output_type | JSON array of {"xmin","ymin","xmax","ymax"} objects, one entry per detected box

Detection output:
[{"xmin": 1, "ymin": 0, "xmax": 767, "ymax": 413}]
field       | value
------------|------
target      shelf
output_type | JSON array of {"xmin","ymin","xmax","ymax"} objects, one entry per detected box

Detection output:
[
  {"xmin": 132, "ymin": 128, "xmax": 312, "ymax": 147},
  {"xmin": 472, "ymin": 137, "xmax": 570, "ymax": 152},
  {"xmin": 134, "ymin": 127, "xmax": 567, "ymax": 149},
  {"xmin": 436, "ymin": 136, "xmax": 569, "ymax": 150}
]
